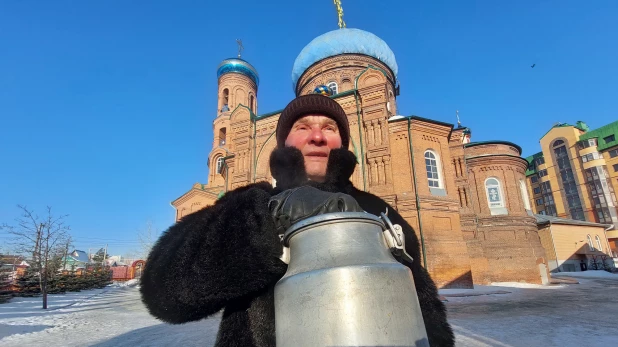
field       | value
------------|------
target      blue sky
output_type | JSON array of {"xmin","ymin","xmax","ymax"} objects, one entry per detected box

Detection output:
[{"xmin": 1, "ymin": 0, "xmax": 617, "ymax": 256}]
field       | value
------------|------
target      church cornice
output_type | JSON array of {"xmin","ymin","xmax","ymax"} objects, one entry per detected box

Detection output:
[
  {"xmin": 465, "ymin": 154, "xmax": 529, "ymax": 168},
  {"xmin": 255, "ymin": 89, "xmax": 357, "ymax": 121},
  {"xmin": 296, "ymin": 54, "xmax": 395, "ymax": 95},
  {"xmin": 228, "ymin": 103, "xmax": 256, "ymax": 120},
  {"xmin": 354, "ymin": 65, "xmax": 394, "ymax": 90},
  {"xmin": 171, "ymin": 187, "xmax": 220, "ymax": 207},
  {"xmin": 464, "ymin": 141, "xmax": 522, "ymax": 155},
  {"xmin": 410, "ymin": 117, "xmax": 453, "ymax": 138}
]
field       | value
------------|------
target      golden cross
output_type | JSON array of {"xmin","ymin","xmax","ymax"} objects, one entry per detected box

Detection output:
[{"xmin": 333, "ymin": 0, "xmax": 346, "ymax": 28}]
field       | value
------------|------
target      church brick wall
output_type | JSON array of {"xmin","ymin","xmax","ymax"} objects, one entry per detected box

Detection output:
[{"xmin": 172, "ymin": 54, "xmax": 549, "ymax": 288}]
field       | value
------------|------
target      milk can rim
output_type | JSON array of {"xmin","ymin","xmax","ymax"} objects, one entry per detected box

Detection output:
[{"xmin": 283, "ymin": 212, "xmax": 384, "ymax": 246}]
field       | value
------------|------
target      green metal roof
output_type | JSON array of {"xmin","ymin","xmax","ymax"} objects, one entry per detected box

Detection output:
[
  {"xmin": 256, "ymin": 109, "xmax": 283, "ymax": 119},
  {"xmin": 578, "ymin": 120, "xmax": 618, "ymax": 152},
  {"xmin": 539, "ymin": 121, "xmax": 588, "ymax": 140},
  {"xmin": 525, "ymin": 151, "xmax": 544, "ymax": 176}
]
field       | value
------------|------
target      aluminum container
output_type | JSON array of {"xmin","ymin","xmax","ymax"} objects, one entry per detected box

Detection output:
[{"xmin": 274, "ymin": 212, "xmax": 429, "ymax": 347}]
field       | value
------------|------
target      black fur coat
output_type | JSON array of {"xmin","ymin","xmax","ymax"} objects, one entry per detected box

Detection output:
[{"xmin": 140, "ymin": 147, "xmax": 454, "ymax": 347}]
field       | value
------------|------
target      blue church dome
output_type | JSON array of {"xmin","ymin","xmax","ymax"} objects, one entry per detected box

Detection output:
[
  {"xmin": 217, "ymin": 58, "xmax": 259, "ymax": 86},
  {"xmin": 292, "ymin": 28, "xmax": 398, "ymax": 90}
]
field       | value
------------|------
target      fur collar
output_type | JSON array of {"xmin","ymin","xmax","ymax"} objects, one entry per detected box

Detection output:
[{"xmin": 269, "ymin": 147, "xmax": 357, "ymax": 194}]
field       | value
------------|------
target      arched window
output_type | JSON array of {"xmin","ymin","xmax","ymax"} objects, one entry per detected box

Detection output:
[
  {"xmin": 485, "ymin": 178, "xmax": 504, "ymax": 208},
  {"xmin": 249, "ymin": 94, "xmax": 255, "ymax": 113},
  {"xmin": 520, "ymin": 180, "xmax": 531, "ymax": 210},
  {"xmin": 220, "ymin": 88, "xmax": 230, "ymax": 112},
  {"xmin": 219, "ymin": 128, "xmax": 227, "ymax": 146},
  {"xmin": 341, "ymin": 78, "xmax": 351, "ymax": 92},
  {"xmin": 327, "ymin": 81, "xmax": 338, "ymax": 95},
  {"xmin": 587, "ymin": 234, "xmax": 595, "ymax": 251},
  {"xmin": 553, "ymin": 140, "xmax": 564, "ymax": 147},
  {"xmin": 424, "ymin": 150, "xmax": 442, "ymax": 188},
  {"xmin": 215, "ymin": 157, "xmax": 224, "ymax": 174},
  {"xmin": 595, "ymin": 235, "xmax": 603, "ymax": 252}
]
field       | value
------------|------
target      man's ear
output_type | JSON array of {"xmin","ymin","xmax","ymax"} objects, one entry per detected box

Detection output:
[
  {"xmin": 324, "ymin": 148, "xmax": 357, "ymax": 184},
  {"xmin": 269, "ymin": 147, "xmax": 308, "ymax": 190}
]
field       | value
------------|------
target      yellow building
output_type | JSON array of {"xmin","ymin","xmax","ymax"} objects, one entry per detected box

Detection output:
[
  {"xmin": 525, "ymin": 121, "xmax": 618, "ymax": 258},
  {"xmin": 536, "ymin": 214, "xmax": 614, "ymax": 272}
]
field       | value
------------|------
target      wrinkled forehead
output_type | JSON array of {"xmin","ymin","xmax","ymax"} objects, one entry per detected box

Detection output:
[{"xmin": 293, "ymin": 114, "xmax": 338, "ymax": 126}]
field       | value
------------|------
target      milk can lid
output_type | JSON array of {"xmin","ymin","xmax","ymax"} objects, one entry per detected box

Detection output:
[{"xmin": 283, "ymin": 212, "xmax": 384, "ymax": 246}]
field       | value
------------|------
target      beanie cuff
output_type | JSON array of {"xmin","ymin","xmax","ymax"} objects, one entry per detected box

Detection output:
[{"xmin": 276, "ymin": 94, "xmax": 350, "ymax": 149}]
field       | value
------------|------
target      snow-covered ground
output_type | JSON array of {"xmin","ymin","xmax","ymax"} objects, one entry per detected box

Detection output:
[
  {"xmin": 552, "ymin": 269, "xmax": 617, "ymax": 279},
  {"xmin": 1, "ymin": 274, "xmax": 617, "ymax": 346},
  {"xmin": 446, "ymin": 273, "xmax": 618, "ymax": 346},
  {"xmin": 0, "ymin": 281, "xmax": 219, "ymax": 347}
]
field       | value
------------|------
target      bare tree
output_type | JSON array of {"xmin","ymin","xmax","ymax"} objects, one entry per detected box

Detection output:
[
  {"xmin": 136, "ymin": 220, "xmax": 160, "ymax": 260},
  {"xmin": 0, "ymin": 205, "xmax": 71, "ymax": 309}
]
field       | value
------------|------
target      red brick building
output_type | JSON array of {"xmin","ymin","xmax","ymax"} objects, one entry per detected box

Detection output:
[{"xmin": 172, "ymin": 28, "xmax": 548, "ymax": 288}]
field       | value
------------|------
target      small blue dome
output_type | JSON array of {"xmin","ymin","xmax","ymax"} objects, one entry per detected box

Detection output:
[
  {"xmin": 217, "ymin": 58, "xmax": 259, "ymax": 86},
  {"xmin": 292, "ymin": 28, "xmax": 398, "ymax": 90}
]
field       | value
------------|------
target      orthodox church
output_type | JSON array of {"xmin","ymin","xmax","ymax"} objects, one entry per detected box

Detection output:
[{"xmin": 171, "ymin": 27, "xmax": 547, "ymax": 288}]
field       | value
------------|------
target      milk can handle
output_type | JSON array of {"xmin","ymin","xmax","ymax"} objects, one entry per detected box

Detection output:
[{"xmin": 380, "ymin": 212, "xmax": 414, "ymax": 264}]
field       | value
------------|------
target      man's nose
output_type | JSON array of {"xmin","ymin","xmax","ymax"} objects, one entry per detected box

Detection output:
[{"xmin": 309, "ymin": 127, "xmax": 327, "ymax": 145}]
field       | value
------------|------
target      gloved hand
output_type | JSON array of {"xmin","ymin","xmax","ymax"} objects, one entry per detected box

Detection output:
[{"xmin": 268, "ymin": 186, "xmax": 364, "ymax": 235}]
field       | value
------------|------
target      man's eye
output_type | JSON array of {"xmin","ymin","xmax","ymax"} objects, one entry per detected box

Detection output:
[
  {"xmin": 324, "ymin": 126, "xmax": 337, "ymax": 132},
  {"xmin": 296, "ymin": 125, "xmax": 309, "ymax": 131}
]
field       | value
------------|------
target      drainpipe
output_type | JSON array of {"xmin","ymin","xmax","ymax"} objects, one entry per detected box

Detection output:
[
  {"xmin": 222, "ymin": 155, "xmax": 234, "ymax": 192},
  {"xmin": 252, "ymin": 114, "xmax": 257, "ymax": 183},
  {"xmin": 547, "ymin": 220, "xmax": 560, "ymax": 272},
  {"xmin": 353, "ymin": 90, "xmax": 367, "ymax": 191},
  {"xmin": 605, "ymin": 224, "xmax": 615, "ymax": 257},
  {"xmin": 407, "ymin": 117, "xmax": 427, "ymax": 269}
]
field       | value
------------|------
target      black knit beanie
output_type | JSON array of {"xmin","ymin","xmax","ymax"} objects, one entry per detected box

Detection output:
[{"xmin": 276, "ymin": 94, "xmax": 350, "ymax": 149}]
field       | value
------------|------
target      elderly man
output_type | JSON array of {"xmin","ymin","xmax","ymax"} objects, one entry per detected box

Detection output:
[{"xmin": 140, "ymin": 94, "xmax": 454, "ymax": 346}]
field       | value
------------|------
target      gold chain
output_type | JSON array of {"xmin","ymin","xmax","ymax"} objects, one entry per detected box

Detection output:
[{"xmin": 334, "ymin": 0, "xmax": 346, "ymax": 28}]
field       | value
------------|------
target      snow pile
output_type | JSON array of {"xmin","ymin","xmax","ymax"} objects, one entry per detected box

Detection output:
[
  {"xmin": 489, "ymin": 282, "xmax": 565, "ymax": 289},
  {"xmin": 440, "ymin": 285, "xmax": 508, "ymax": 296},
  {"xmin": 439, "ymin": 282, "xmax": 563, "ymax": 296},
  {"xmin": 107, "ymin": 279, "xmax": 140, "ymax": 288},
  {"xmin": 553, "ymin": 270, "xmax": 618, "ymax": 279}
]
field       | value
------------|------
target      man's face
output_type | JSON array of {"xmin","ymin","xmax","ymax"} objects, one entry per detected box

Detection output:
[{"xmin": 284, "ymin": 114, "xmax": 342, "ymax": 182}]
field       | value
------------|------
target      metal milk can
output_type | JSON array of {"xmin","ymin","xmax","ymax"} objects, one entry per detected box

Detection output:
[{"xmin": 274, "ymin": 212, "xmax": 429, "ymax": 347}]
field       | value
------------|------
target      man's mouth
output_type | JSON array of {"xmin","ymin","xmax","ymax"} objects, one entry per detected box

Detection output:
[{"xmin": 305, "ymin": 151, "xmax": 328, "ymax": 158}]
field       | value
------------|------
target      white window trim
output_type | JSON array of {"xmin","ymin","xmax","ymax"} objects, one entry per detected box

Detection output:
[
  {"xmin": 327, "ymin": 81, "xmax": 338, "ymax": 95},
  {"xmin": 215, "ymin": 156, "xmax": 224, "ymax": 174},
  {"xmin": 424, "ymin": 150, "xmax": 444, "ymax": 189},
  {"xmin": 587, "ymin": 234, "xmax": 595, "ymax": 251},
  {"xmin": 485, "ymin": 177, "xmax": 505, "ymax": 208},
  {"xmin": 595, "ymin": 235, "xmax": 603, "ymax": 252}
]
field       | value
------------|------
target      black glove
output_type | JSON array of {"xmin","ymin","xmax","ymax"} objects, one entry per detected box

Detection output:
[{"xmin": 268, "ymin": 186, "xmax": 364, "ymax": 235}]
